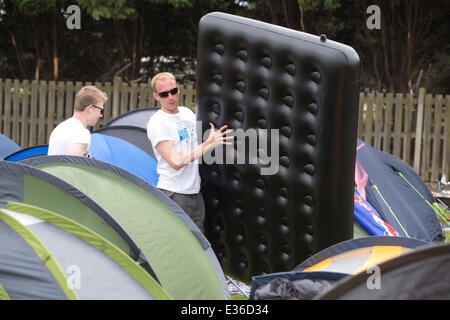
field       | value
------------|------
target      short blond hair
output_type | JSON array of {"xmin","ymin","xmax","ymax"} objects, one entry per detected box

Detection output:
[
  {"xmin": 74, "ymin": 86, "xmax": 108, "ymax": 112},
  {"xmin": 150, "ymin": 72, "xmax": 176, "ymax": 91}
]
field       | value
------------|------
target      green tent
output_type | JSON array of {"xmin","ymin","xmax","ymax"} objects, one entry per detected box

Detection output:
[
  {"xmin": 20, "ymin": 156, "xmax": 229, "ymax": 300},
  {"xmin": 0, "ymin": 160, "xmax": 156, "ymax": 279},
  {"xmin": 0, "ymin": 202, "xmax": 170, "ymax": 300}
]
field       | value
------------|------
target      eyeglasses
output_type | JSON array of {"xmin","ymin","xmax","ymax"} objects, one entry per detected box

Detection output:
[
  {"xmin": 91, "ymin": 104, "xmax": 104, "ymax": 116},
  {"xmin": 157, "ymin": 87, "xmax": 179, "ymax": 98}
]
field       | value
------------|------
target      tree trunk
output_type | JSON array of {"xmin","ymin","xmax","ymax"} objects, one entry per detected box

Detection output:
[
  {"xmin": 264, "ymin": 0, "xmax": 278, "ymax": 25},
  {"xmin": 52, "ymin": 11, "xmax": 59, "ymax": 80}
]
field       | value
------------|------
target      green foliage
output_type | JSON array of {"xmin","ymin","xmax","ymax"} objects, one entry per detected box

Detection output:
[
  {"xmin": 299, "ymin": 0, "xmax": 342, "ymax": 10},
  {"xmin": 0, "ymin": 0, "xmax": 448, "ymax": 92},
  {"xmin": 77, "ymin": 0, "xmax": 136, "ymax": 19},
  {"xmin": 17, "ymin": 0, "xmax": 57, "ymax": 15}
]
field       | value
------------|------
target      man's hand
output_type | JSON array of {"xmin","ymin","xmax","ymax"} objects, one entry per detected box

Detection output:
[
  {"xmin": 205, "ymin": 123, "xmax": 233, "ymax": 150},
  {"xmin": 156, "ymin": 123, "xmax": 233, "ymax": 171}
]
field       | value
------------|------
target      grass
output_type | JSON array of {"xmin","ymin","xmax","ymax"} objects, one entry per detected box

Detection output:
[
  {"xmin": 445, "ymin": 230, "xmax": 450, "ymax": 242},
  {"xmin": 434, "ymin": 202, "xmax": 450, "ymax": 241},
  {"xmin": 231, "ymin": 294, "xmax": 248, "ymax": 300}
]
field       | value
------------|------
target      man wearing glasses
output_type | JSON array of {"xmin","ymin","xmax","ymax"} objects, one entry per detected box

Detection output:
[
  {"xmin": 48, "ymin": 85, "xmax": 107, "ymax": 156},
  {"xmin": 147, "ymin": 72, "xmax": 232, "ymax": 232}
]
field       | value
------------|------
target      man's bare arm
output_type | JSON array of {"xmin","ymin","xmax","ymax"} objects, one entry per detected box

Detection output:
[{"xmin": 67, "ymin": 143, "xmax": 88, "ymax": 157}]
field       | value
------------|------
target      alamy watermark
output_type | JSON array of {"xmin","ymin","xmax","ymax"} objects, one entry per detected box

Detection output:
[
  {"xmin": 366, "ymin": 5, "xmax": 381, "ymax": 30},
  {"xmin": 195, "ymin": 121, "xmax": 280, "ymax": 176},
  {"xmin": 65, "ymin": 5, "xmax": 81, "ymax": 30},
  {"xmin": 200, "ymin": 124, "xmax": 280, "ymax": 176},
  {"xmin": 66, "ymin": 264, "xmax": 81, "ymax": 290},
  {"xmin": 366, "ymin": 265, "xmax": 381, "ymax": 290}
]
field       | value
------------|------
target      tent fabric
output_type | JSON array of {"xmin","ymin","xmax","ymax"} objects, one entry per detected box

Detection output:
[
  {"xmin": 20, "ymin": 155, "xmax": 229, "ymax": 300},
  {"xmin": 0, "ymin": 283, "xmax": 11, "ymax": 300},
  {"xmin": 354, "ymin": 160, "xmax": 368, "ymax": 199},
  {"xmin": 356, "ymin": 139, "xmax": 443, "ymax": 242},
  {"xmin": 0, "ymin": 204, "xmax": 170, "ymax": 300},
  {"xmin": 0, "ymin": 133, "xmax": 20, "ymax": 159},
  {"xmin": 294, "ymin": 236, "xmax": 429, "ymax": 275},
  {"xmin": 94, "ymin": 125, "xmax": 155, "ymax": 159},
  {"xmin": 103, "ymin": 107, "xmax": 159, "ymax": 129},
  {"xmin": 354, "ymin": 189, "xmax": 399, "ymax": 237},
  {"xmin": 5, "ymin": 202, "xmax": 170, "ymax": 299},
  {"xmin": 90, "ymin": 133, "xmax": 159, "ymax": 186},
  {"xmin": 250, "ymin": 271, "xmax": 347, "ymax": 300},
  {"xmin": 317, "ymin": 243, "xmax": 450, "ymax": 300},
  {"xmin": 0, "ymin": 209, "xmax": 77, "ymax": 300},
  {"xmin": 0, "ymin": 160, "xmax": 153, "ymax": 277},
  {"xmin": 4, "ymin": 145, "xmax": 48, "ymax": 162}
]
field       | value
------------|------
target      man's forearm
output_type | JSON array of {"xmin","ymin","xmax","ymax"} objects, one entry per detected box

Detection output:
[{"xmin": 174, "ymin": 140, "xmax": 213, "ymax": 169}]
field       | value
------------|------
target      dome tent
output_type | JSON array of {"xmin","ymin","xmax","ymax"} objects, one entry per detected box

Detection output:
[
  {"xmin": 0, "ymin": 202, "xmax": 170, "ymax": 300},
  {"xmin": 0, "ymin": 133, "xmax": 20, "ymax": 159},
  {"xmin": 90, "ymin": 133, "xmax": 159, "ymax": 186},
  {"xmin": 294, "ymin": 236, "xmax": 429, "ymax": 275},
  {"xmin": 248, "ymin": 236, "xmax": 429, "ymax": 300},
  {"xmin": 103, "ymin": 107, "xmax": 158, "ymax": 129},
  {"xmin": 20, "ymin": 155, "xmax": 230, "ymax": 300},
  {"xmin": 317, "ymin": 242, "xmax": 450, "ymax": 300},
  {"xmin": 94, "ymin": 125, "xmax": 156, "ymax": 159},
  {"xmin": 356, "ymin": 139, "xmax": 443, "ymax": 242},
  {"xmin": 0, "ymin": 160, "xmax": 153, "ymax": 278},
  {"xmin": 3, "ymin": 145, "xmax": 48, "ymax": 162}
]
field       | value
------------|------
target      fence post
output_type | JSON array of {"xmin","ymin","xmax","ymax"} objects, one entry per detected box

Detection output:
[
  {"xmin": 112, "ymin": 76, "xmax": 121, "ymax": 119},
  {"xmin": 12, "ymin": 79, "xmax": 20, "ymax": 143},
  {"xmin": 431, "ymin": 95, "xmax": 443, "ymax": 181},
  {"xmin": 443, "ymin": 95, "xmax": 450, "ymax": 178},
  {"xmin": 383, "ymin": 93, "xmax": 394, "ymax": 152},
  {"xmin": 414, "ymin": 88, "xmax": 426, "ymax": 174},
  {"xmin": 21, "ymin": 80, "xmax": 30, "ymax": 147},
  {"xmin": 4, "ymin": 79, "xmax": 11, "ymax": 139}
]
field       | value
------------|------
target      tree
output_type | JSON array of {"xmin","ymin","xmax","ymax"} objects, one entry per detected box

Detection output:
[{"xmin": 0, "ymin": 0, "xmax": 448, "ymax": 92}]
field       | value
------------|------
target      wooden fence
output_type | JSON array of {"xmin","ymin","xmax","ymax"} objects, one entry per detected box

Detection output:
[
  {"xmin": 0, "ymin": 77, "xmax": 196, "ymax": 148},
  {"xmin": 358, "ymin": 88, "xmax": 450, "ymax": 182},
  {"xmin": 1, "ymin": 77, "xmax": 449, "ymax": 182}
]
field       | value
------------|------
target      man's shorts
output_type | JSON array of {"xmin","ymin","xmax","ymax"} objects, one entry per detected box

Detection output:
[{"xmin": 158, "ymin": 188, "xmax": 206, "ymax": 233}]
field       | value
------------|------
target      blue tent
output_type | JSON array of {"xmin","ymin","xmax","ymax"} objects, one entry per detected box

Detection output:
[
  {"xmin": 0, "ymin": 133, "xmax": 21, "ymax": 159},
  {"xmin": 94, "ymin": 125, "xmax": 155, "ymax": 159},
  {"xmin": 90, "ymin": 133, "xmax": 159, "ymax": 186},
  {"xmin": 4, "ymin": 145, "xmax": 48, "ymax": 162}
]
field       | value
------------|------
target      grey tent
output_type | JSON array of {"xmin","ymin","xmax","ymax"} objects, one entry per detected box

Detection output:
[
  {"xmin": 317, "ymin": 242, "xmax": 450, "ymax": 299},
  {"xmin": 0, "ymin": 133, "xmax": 20, "ymax": 159},
  {"xmin": 104, "ymin": 107, "xmax": 159, "ymax": 129},
  {"xmin": 0, "ymin": 202, "xmax": 170, "ymax": 300},
  {"xmin": 356, "ymin": 139, "xmax": 444, "ymax": 242},
  {"xmin": 0, "ymin": 160, "xmax": 155, "ymax": 279}
]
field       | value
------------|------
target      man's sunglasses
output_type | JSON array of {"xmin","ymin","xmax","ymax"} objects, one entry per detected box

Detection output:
[
  {"xmin": 91, "ymin": 104, "xmax": 104, "ymax": 116},
  {"xmin": 157, "ymin": 87, "xmax": 179, "ymax": 98}
]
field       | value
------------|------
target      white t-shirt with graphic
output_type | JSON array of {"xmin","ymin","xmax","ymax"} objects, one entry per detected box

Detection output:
[
  {"xmin": 48, "ymin": 118, "xmax": 91, "ymax": 156},
  {"xmin": 147, "ymin": 107, "xmax": 201, "ymax": 194}
]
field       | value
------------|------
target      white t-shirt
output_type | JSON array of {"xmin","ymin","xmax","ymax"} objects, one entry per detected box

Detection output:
[
  {"xmin": 48, "ymin": 118, "xmax": 91, "ymax": 156},
  {"xmin": 147, "ymin": 107, "xmax": 201, "ymax": 194}
]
